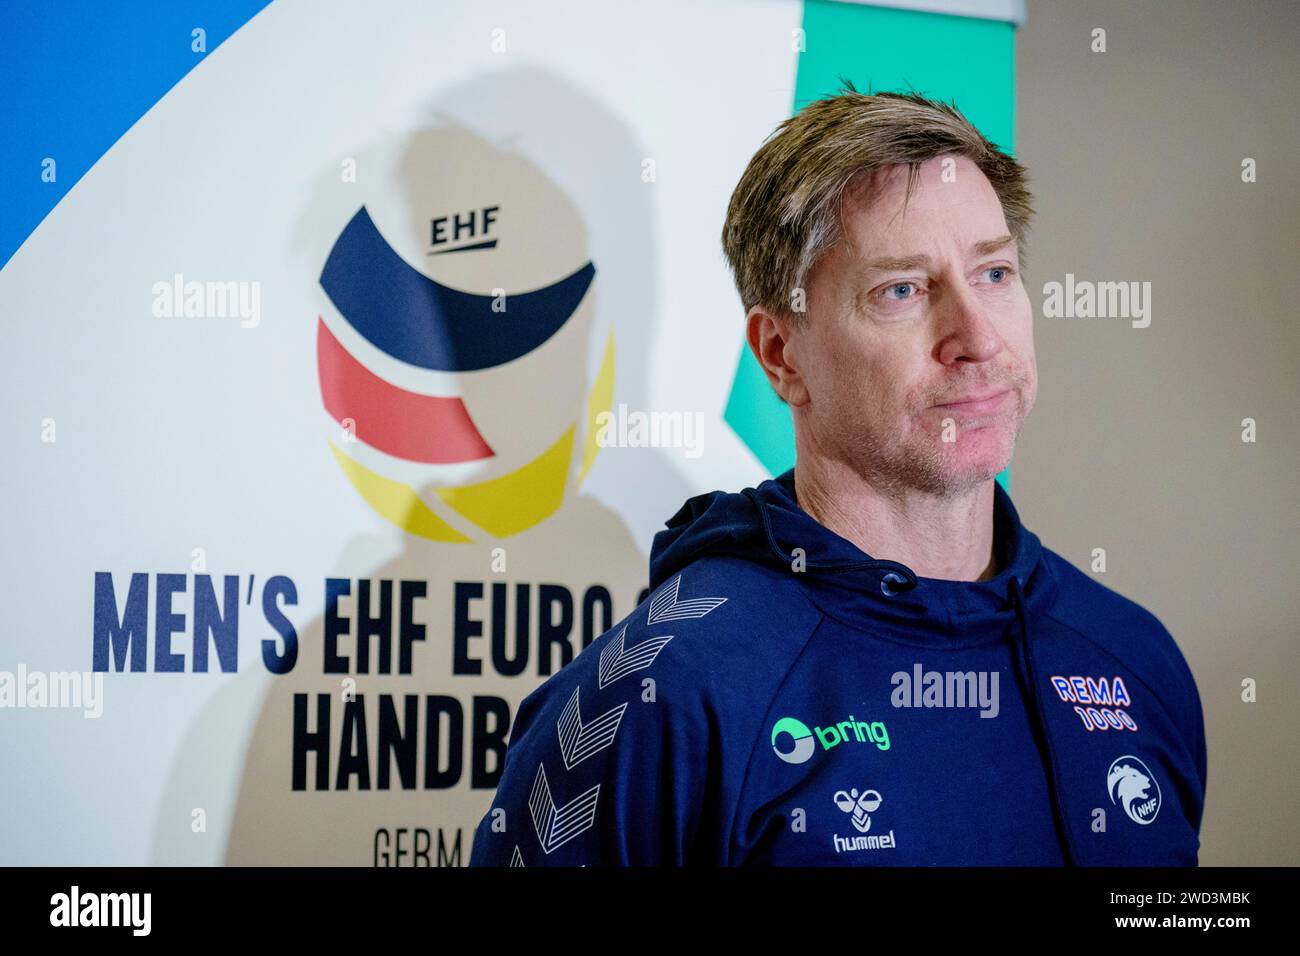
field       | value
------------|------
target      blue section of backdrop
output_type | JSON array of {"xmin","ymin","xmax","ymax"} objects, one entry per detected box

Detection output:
[{"xmin": 0, "ymin": 0, "xmax": 274, "ymax": 270}]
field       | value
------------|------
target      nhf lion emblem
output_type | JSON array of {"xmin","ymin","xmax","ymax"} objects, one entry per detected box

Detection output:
[{"xmin": 1107, "ymin": 755, "xmax": 1162, "ymax": 825}]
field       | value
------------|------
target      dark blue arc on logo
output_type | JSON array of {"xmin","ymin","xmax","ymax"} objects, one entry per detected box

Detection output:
[{"xmin": 320, "ymin": 206, "xmax": 594, "ymax": 372}]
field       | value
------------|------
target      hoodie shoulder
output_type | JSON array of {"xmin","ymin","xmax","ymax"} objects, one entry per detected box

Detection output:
[
  {"xmin": 507, "ymin": 553, "xmax": 825, "ymax": 755},
  {"xmin": 557, "ymin": 554, "xmax": 828, "ymax": 766},
  {"xmin": 644, "ymin": 553, "xmax": 824, "ymax": 652}
]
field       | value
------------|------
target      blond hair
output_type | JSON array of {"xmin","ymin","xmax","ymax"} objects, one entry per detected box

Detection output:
[{"xmin": 721, "ymin": 81, "xmax": 1035, "ymax": 327}]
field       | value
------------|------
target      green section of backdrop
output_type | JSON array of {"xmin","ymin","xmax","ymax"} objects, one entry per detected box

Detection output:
[{"xmin": 723, "ymin": 0, "xmax": 1018, "ymax": 489}]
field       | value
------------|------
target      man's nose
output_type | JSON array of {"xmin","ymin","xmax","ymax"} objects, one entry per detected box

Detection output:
[{"xmin": 936, "ymin": 282, "xmax": 1004, "ymax": 365}]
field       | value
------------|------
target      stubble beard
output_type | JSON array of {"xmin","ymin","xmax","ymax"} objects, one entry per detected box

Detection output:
[{"xmin": 836, "ymin": 395, "xmax": 1029, "ymax": 500}]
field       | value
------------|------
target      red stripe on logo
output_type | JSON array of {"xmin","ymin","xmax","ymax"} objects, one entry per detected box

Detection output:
[{"xmin": 316, "ymin": 317, "xmax": 494, "ymax": 464}]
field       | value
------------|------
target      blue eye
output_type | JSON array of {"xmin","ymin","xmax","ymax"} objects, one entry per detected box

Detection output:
[
  {"xmin": 885, "ymin": 283, "xmax": 915, "ymax": 300},
  {"xmin": 987, "ymin": 268, "xmax": 1007, "ymax": 283}
]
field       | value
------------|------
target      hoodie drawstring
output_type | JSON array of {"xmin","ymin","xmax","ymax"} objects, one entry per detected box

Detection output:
[{"xmin": 1009, "ymin": 574, "xmax": 1079, "ymax": 866}]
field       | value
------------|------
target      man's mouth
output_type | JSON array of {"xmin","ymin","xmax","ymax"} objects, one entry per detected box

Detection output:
[{"xmin": 932, "ymin": 389, "xmax": 1011, "ymax": 414}]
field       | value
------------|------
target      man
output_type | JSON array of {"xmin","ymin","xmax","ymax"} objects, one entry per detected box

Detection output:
[{"xmin": 469, "ymin": 86, "xmax": 1207, "ymax": 866}]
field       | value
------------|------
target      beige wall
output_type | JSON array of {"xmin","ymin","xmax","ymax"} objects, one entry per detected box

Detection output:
[{"xmin": 1014, "ymin": 0, "xmax": 1300, "ymax": 864}]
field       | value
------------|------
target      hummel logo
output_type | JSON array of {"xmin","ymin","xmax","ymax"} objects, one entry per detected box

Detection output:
[
  {"xmin": 557, "ymin": 686, "xmax": 628, "ymax": 770},
  {"xmin": 528, "ymin": 763, "xmax": 600, "ymax": 854},
  {"xmin": 646, "ymin": 574, "xmax": 727, "ymax": 625},
  {"xmin": 597, "ymin": 624, "xmax": 674, "ymax": 689}
]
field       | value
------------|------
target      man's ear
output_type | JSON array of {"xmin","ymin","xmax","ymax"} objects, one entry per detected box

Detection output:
[{"xmin": 746, "ymin": 306, "xmax": 808, "ymax": 406}]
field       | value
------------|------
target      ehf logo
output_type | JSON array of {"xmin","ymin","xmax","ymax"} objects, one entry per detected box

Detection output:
[
  {"xmin": 1107, "ymin": 754, "xmax": 1162, "ymax": 825},
  {"xmin": 312, "ymin": 132, "xmax": 612, "ymax": 542}
]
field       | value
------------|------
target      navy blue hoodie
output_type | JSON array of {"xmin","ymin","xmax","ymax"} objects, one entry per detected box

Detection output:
[{"xmin": 469, "ymin": 468, "xmax": 1207, "ymax": 866}]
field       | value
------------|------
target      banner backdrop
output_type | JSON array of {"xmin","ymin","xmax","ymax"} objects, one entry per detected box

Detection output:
[{"xmin": 0, "ymin": 0, "xmax": 1017, "ymax": 865}]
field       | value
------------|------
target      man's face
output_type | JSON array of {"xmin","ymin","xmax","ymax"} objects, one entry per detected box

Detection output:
[{"xmin": 787, "ymin": 154, "xmax": 1037, "ymax": 497}]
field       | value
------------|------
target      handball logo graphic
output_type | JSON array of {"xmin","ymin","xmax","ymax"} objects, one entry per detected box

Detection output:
[
  {"xmin": 1107, "ymin": 755, "xmax": 1162, "ymax": 825},
  {"xmin": 833, "ymin": 788, "xmax": 883, "ymax": 834},
  {"xmin": 313, "ymin": 131, "xmax": 613, "ymax": 541},
  {"xmin": 771, "ymin": 716, "xmax": 816, "ymax": 764}
]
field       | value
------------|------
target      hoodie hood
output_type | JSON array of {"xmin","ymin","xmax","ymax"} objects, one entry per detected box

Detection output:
[{"xmin": 649, "ymin": 466, "xmax": 1060, "ymax": 649}]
